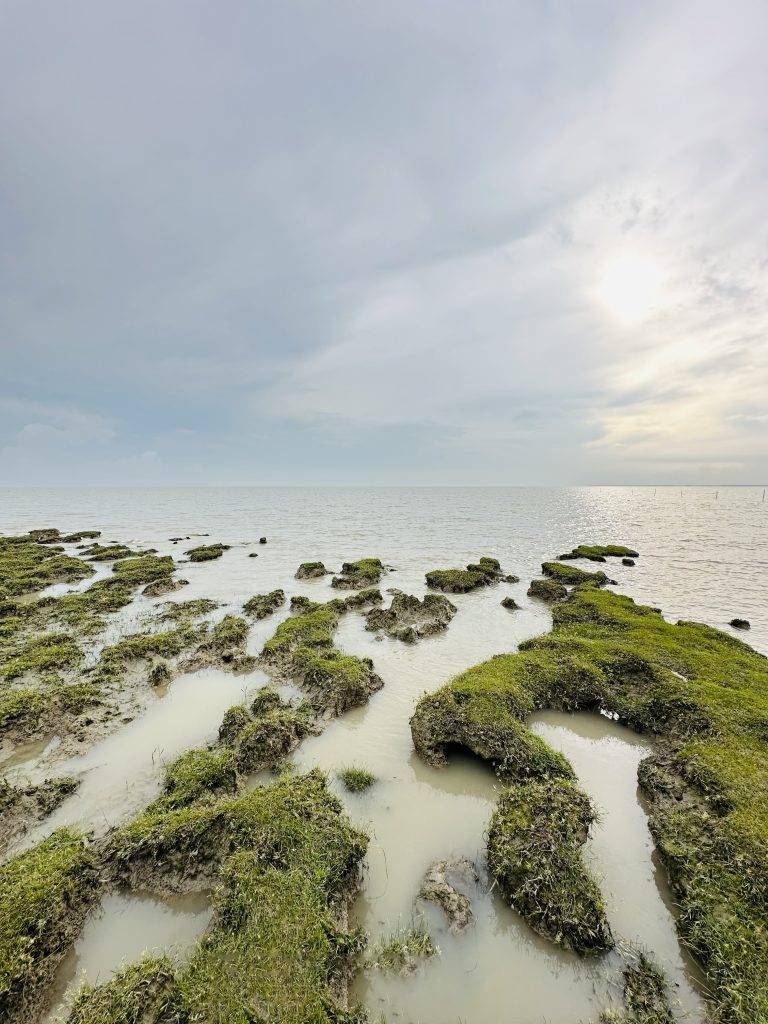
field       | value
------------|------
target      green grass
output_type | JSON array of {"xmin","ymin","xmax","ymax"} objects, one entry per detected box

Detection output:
[
  {"xmin": 82, "ymin": 543, "xmax": 139, "ymax": 561},
  {"xmin": 338, "ymin": 766, "xmax": 376, "ymax": 792},
  {"xmin": 112, "ymin": 555, "xmax": 175, "ymax": 584},
  {"xmin": 263, "ymin": 606, "xmax": 339, "ymax": 657},
  {"xmin": 0, "ymin": 829, "xmax": 97, "ymax": 1020},
  {"xmin": 425, "ymin": 568, "xmax": 487, "ymax": 593},
  {"xmin": 295, "ymin": 561, "xmax": 328, "ymax": 578},
  {"xmin": 0, "ymin": 632, "xmax": 82, "ymax": 680},
  {"xmin": 0, "ymin": 537, "xmax": 94, "ymax": 596},
  {"xmin": 487, "ymin": 777, "xmax": 612, "ymax": 954},
  {"xmin": 527, "ymin": 577, "xmax": 568, "ymax": 602},
  {"xmin": 243, "ymin": 589, "xmax": 285, "ymax": 619},
  {"xmin": 411, "ymin": 583, "xmax": 768, "ymax": 1021},
  {"xmin": 66, "ymin": 955, "xmax": 181, "ymax": 1024},
  {"xmin": 331, "ymin": 557, "xmax": 384, "ymax": 589},
  {"xmin": 159, "ymin": 747, "xmax": 238, "ymax": 809},
  {"xmin": 60, "ymin": 530, "xmax": 101, "ymax": 543},
  {"xmin": 559, "ymin": 544, "xmax": 639, "ymax": 562},
  {"xmin": 202, "ymin": 614, "xmax": 249, "ymax": 652},
  {"xmin": 367, "ymin": 921, "xmax": 437, "ymax": 973},
  {"xmin": 541, "ymin": 561, "xmax": 610, "ymax": 586},
  {"xmin": 601, "ymin": 955, "xmax": 673, "ymax": 1023},
  {"xmin": 98, "ymin": 622, "xmax": 202, "ymax": 670},
  {"xmin": 159, "ymin": 598, "xmax": 218, "ymax": 621},
  {"xmin": 185, "ymin": 543, "xmax": 229, "ymax": 562}
]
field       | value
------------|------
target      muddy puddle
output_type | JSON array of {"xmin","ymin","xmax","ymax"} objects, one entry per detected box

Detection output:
[
  {"xmin": 13, "ymin": 667, "xmax": 264, "ymax": 852},
  {"xmin": 44, "ymin": 890, "xmax": 211, "ymax": 1022}
]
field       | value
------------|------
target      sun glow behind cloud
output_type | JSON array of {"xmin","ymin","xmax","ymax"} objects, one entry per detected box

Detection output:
[{"xmin": 596, "ymin": 252, "xmax": 665, "ymax": 324}]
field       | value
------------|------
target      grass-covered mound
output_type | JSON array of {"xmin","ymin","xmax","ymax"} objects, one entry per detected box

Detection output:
[
  {"xmin": 338, "ymin": 766, "xmax": 375, "ymax": 792},
  {"xmin": 541, "ymin": 561, "xmax": 612, "ymax": 587},
  {"xmin": 261, "ymin": 603, "xmax": 382, "ymax": 715},
  {"xmin": 411, "ymin": 583, "xmax": 768, "ymax": 1021},
  {"xmin": 66, "ymin": 771, "xmax": 368, "ymax": 1024},
  {"xmin": 331, "ymin": 557, "xmax": 384, "ymax": 589},
  {"xmin": 0, "ymin": 536, "xmax": 94, "ymax": 597},
  {"xmin": 112, "ymin": 555, "xmax": 175, "ymax": 585},
  {"xmin": 0, "ymin": 829, "xmax": 98, "ymax": 1023},
  {"xmin": 244, "ymin": 589, "xmax": 285, "ymax": 619},
  {"xmin": 558, "ymin": 544, "xmax": 639, "ymax": 563},
  {"xmin": 184, "ymin": 543, "xmax": 230, "ymax": 562},
  {"xmin": 295, "ymin": 561, "xmax": 328, "ymax": 579},
  {"xmin": 365, "ymin": 592, "xmax": 457, "ymax": 643},
  {"xmin": 487, "ymin": 777, "xmax": 612, "ymax": 954},
  {"xmin": 426, "ymin": 556, "xmax": 516, "ymax": 594}
]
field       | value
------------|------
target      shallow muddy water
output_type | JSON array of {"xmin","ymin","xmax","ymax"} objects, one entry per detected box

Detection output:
[
  {"xmin": 13, "ymin": 668, "xmax": 263, "ymax": 853},
  {"xmin": 2, "ymin": 487, "xmax": 766, "ymax": 1021},
  {"xmin": 44, "ymin": 890, "xmax": 211, "ymax": 1022},
  {"xmin": 294, "ymin": 620, "xmax": 707, "ymax": 1023}
]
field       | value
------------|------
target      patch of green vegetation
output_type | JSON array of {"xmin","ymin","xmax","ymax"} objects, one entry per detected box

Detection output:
[
  {"xmin": 65, "ymin": 955, "xmax": 181, "ymax": 1024},
  {"xmin": 42, "ymin": 579, "xmax": 136, "ymax": 634},
  {"xmin": 234, "ymin": 707, "xmax": 310, "ymax": 773},
  {"xmin": 0, "ymin": 537, "xmax": 94, "ymax": 596},
  {"xmin": 158, "ymin": 747, "xmax": 238, "ymax": 809},
  {"xmin": 426, "ymin": 556, "xmax": 510, "ymax": 594},
  {"xmin": 365, "ymin": 592, "xmax": 456, "ymax": 642},
  {"xmin": 58, "ymin": 680, "xmax": 102, "ymax": 714},
  {"xmin": 338, "ymin": 766, "xmax": 375, "ymax": 792},
  {"xmin": 0, "ymin": 829, "xmax": 97, "ymax": 1022},
  {"xmin": 295, "ymin": 561, "xmax": 328, "ymax": 579},
  {"xmin": 0, "ymin": 688, "xmax": 47, "ymax": 736},
  {"xmin": 541, "ymin": 561, "xmax": 611, "ymax": 587},
  {"xmin": 297, "ymin": 649, "xmax": 382, "ymax": 716},
  {"xmin": 112, "ymin": 555, "xmax": 175, "ymax": 585},
  {"xmin": 111, "ymin": 769, "xmax": 366, "ymax": 897},
  {"xmin": 331, "ymin": 557, "xmax": 384, "ymax": 589},
  {"xmin": 601, "ymin": 955, "xmax": 673, "ymax": 1023},
  {"xmin": 82, "ymin": 543, "xmax": 139, "ymax": 561},
  {"xmin": 142, "ymin": 576, "xmax": 188, "ymax": 597},
  {"xmin": 411, "ymin": 583, "xmax": 768, "ymax": 1021},
  {"xmin": 244, "ymin": 589, "xmax": 285, "ymax": 619},
  {"xmin": 341, "ymin": 587, "xmax": 383, "ymax": 610},
  {"xmin": 559, "ymin": 544, "xmax": 639, "ymax": 562},
  {"xmin": 527, "ymin": 577, "xmax": 568, "ymax": 602},
  {"xmin": 60, "ymin": 530, "xmax": 101, "ymax": 543},
  {"xmin": 0, "ymin": 632, "xmax": 82, "ymax": 680},
  {"xmin": 488, "ymin": 777, "xmax": 612, "ymax": 954},
  {"xmin": 185, "ymin": 543, "xmax": 230, "ymax": 562},
  {"xmin": 96, "ymin": 622, "xmax": 202, "ymax": 681},
  {"xmin": 159, "ymin": 598, "xmax": 218, "ymax": 622},
  {"xmin": 425, "ymin": 568, "xmax": 486, "ymax": 593},
  {"xmin": 27, "ymin": 528, "xmax": 61, "ymax": 542},
  {"xmin": 367, "ymin": 921, "xmax": 437, "ymax": 973},
  {"xmin": 289, "ymin": 594, "xmax": 321, "ymax": 614},
  {"xmin": 204, "ymin": 614, "xmax": 249, "ymax": 652},
  {"xmin": 263, "ymin": 606, "xmax": 338, "ymax": 656}
]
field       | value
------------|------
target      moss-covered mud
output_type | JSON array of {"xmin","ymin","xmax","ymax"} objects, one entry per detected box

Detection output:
[
  {"xmin": 68, "ymin": 770, "xmax": 368, "ymax": 1024},
  {"xmin": 425, "ymin": 556, "xmax": 518, "ymax": 594},
  {"xmin": 365, "ymin": 592, "xmax": 456, "ymax": 642},
  {"xmin": 0, "ymin": 829, "xmax": 99, "ymax": 1023},
  {"xmin": 487, "ymin": 777, "xmax": 613, "ymax": 953},
  {"xmin": 0, "ymin": 776, "xmax": 79, "ymax": 854},
  {"xmin": 261, "ymin": 601, "xmax": 383, "ymax": 716},
  {"xmin": 411, "ymin": 578, "xmax": 768, "ymax": 1022}
]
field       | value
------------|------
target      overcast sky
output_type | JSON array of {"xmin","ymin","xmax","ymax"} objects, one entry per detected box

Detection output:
[{"xmin": 1, "ymin": 1, "xmax": 766, "ymax": 485}]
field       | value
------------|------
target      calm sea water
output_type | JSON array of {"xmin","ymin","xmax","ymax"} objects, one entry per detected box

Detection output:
[{"xmin": 2, "ymin": 486, "xmax": 766, "ymax": 651}]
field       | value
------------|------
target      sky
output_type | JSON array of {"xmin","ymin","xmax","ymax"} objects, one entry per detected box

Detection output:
[{"xmin": 1, "ymin": 0, "xmax": 767, "ymax": 486}]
